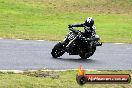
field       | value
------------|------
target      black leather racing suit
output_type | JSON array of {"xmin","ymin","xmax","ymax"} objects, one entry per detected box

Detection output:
[{"xmin": 68, "ymin": 23, "xmax": 102, "ymax": 47}]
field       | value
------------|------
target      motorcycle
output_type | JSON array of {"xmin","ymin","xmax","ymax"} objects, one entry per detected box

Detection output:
[{"xmin": 51, "ymin": 26, "xmax": 102, "ymax": 59}]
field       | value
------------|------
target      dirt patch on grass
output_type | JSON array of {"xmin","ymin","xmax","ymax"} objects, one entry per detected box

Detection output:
[{"xmin": 23, "ymin": 70, "xmax": 60, "ymax": 79}]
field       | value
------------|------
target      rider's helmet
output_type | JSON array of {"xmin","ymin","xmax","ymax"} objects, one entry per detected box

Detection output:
[{"xmin": 84, "ymin": 17, "xmax": 94, "ymax": 27}]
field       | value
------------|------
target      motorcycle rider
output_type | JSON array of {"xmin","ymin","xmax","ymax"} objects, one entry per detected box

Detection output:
[
  {"xmin": 51, "ymin": 17, "xmax": 102, "ymax": 59},
  {"xmin": 68, "ymin": 17, "xmax": 100, "ymax": 41}
]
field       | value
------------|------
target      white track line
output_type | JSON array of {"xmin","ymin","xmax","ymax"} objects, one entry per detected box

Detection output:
[
  {"xmin": 0, "ymin": 70, "xmax": 24, "ymax": 73},
  {"xmin": 114, "ymin": 43, "xmax": 125, "ymax": 44},
  {"xmin": 16, "ymin": 39, "xmax": 23, "ymax": 40},
  {"xmin": 36, "ymin": 40, "xmax": 45, "ymax": 41},
  {"xmin": 0, "ymin": 38, "xmax": 127, "ymax": 44},
  {"xmin": 0, "ymin": 69, "xmax": 97, "ymax": 73}
]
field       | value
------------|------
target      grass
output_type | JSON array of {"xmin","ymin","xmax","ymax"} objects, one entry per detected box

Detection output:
[
  {"xmin": 0, "ymin": 0, "xmax": 132, "ymax": 43},
  {"xmin": 0, "ymin": 70, "xmax": 132, "ymax": 88}
]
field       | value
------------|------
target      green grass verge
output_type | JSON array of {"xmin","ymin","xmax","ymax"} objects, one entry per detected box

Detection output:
[
  {"xmin": 0, "ymin": 0, "xmax": 132, "ymax": 43},
  {"xmin": 0, "ymin": 70, "xmax": 132, "ymax": 88}
]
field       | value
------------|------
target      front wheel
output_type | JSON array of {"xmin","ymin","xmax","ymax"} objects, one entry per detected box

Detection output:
[{"xmin": 51, "ymin": 42, "xmax": 65, "ymax": 58}]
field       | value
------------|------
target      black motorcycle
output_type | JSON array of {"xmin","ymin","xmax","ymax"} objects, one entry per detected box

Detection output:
[{"xmin": 51, "ymin": 26, "xmax": 102, "ymax": 59}]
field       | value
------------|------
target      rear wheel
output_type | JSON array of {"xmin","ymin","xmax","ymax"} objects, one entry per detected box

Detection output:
[
  {"xmin": 79, "ymin": 52, "xmax": 87, "ymax": 59},
  {"xmin": 51, "ymin": 43, "xmax": 65, "ymax": 58},
  {"xmin": 79, "ymin": 47, "xmax": 96, "ymax": 59},
  {"xmin": 89, "ymin": 46, "xmax": 96, "ymax": 57}
]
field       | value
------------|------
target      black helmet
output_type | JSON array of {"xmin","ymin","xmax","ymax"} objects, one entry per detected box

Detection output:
[{"xmin": 84, "ymin": 17, "xmax": 94, "ymax": 27}]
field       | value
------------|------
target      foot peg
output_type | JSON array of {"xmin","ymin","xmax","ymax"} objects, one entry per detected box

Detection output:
[{"xmin": 95, "ymin": 42, "xmax": 102, "ymax": 46}]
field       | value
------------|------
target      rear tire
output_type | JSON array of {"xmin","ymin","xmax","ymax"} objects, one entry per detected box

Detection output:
[
  {"xmin": 89, "ymin": 46, "xmax": 96, "ymax": 57},
  {"xmin": 79, "ymin": 47, "xmax": 96, "ymax": 59},
  {"xmin": 79, "ymin": 52, "xmax": 87, "ymax": 59},
  {"xmin": 51, "ymin": 42, "xmax": 65, "ymax": 58}
]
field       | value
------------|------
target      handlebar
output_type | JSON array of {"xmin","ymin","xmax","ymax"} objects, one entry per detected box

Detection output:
[
  {"xmin": 69, "ymin": 28, "xmax": 79, "ymax": 34},
  {"xmin": 69, "ymin": 28, "xmax": 83, "ymax": 39}
]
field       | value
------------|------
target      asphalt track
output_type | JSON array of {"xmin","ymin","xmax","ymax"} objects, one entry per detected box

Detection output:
[{"xmin": 0, "ymin": 39, "xmax": 132, "ymax": 70}]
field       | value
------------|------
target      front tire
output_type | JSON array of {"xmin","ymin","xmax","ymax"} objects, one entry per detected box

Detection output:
[{"xmin": 51, "ymin": 42, "xmax": 65, "ymax": 58}]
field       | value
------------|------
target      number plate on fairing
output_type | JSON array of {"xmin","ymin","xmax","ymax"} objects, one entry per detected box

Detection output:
[{"xmin": 67, "ymin": 31, "xmax": 76, "ymax": 40}]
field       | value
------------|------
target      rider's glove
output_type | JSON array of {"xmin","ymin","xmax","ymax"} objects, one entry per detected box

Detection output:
[{"xmin": 68, "ymin": 24, "xmax": 72, "ymax": 28}]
